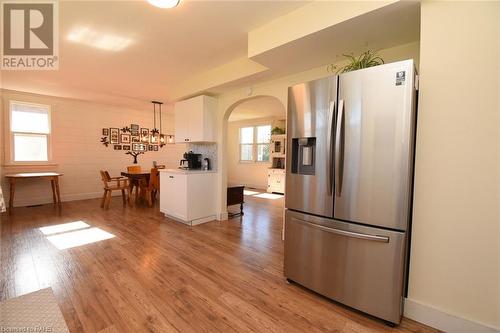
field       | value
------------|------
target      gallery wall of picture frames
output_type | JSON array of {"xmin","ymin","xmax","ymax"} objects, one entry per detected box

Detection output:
[{"xmin": 101, "ymin": 124, "xmax": 173, "ymax": 163}]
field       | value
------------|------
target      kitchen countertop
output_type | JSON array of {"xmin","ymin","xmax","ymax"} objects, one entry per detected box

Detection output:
[{"xmin": 160, "ymin": 168, "xmax": 217, "ymax": 175}]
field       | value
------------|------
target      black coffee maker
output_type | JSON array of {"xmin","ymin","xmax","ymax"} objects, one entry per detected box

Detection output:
[{"xmin": 180, "ymin": 151, "xmax": 202, "ymax": 170}]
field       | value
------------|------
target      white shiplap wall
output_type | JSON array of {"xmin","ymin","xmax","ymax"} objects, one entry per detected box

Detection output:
[{"xmin": 0, "ymin": 90, "xmax": 186, "ymax": 207}]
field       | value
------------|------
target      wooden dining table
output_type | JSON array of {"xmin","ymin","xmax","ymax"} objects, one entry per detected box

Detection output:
[{"xmin": 121, "ymin": 171, "xmax": 150, "ymax": 203}]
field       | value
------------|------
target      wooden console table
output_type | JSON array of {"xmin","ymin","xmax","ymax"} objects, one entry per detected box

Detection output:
[
  {"xmin": 5, "ymin": 172, "xmax": 63, "ymax": 212},
  {"xmin": 227, "ymin": 185, "xmax": 244, "ymax": 217}
]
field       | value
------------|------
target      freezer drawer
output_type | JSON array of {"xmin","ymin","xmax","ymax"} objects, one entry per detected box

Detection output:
[{"xmin": 284, "ymin": 210, "xmax": 406, "ymax": 324}]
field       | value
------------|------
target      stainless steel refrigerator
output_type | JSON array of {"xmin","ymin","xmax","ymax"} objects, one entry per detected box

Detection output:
[{"xmin": 284, "ymin": 59, "xmax": 417, "ymax": 324}]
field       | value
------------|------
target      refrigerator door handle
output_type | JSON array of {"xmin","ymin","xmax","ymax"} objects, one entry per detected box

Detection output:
[
  {"xmin": 292, "ymin": 218, "xmax": 389, "ymax": 243},
  {"xmin": 327, "ymin": 100, "xmax": 335, "ymax": 195},
  {"xmin": 335, "ymin": 99, "xmax": 345, "ymax": 196}
]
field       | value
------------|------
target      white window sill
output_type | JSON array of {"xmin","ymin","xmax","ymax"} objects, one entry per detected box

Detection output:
[
  {"xmin": 3, "ymin": 163, "xmax": 58, "ymax": 167},
  {"xmin": 238, "ymin": 161, "xmax": 271, "ymax": 165}
]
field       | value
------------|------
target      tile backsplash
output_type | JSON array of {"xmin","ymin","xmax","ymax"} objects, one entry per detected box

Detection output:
[{"xmin": 187, "ymin": 142, "xmax": 218, "ymax": 171}]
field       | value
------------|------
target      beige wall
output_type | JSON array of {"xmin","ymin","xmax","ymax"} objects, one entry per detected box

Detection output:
[
  {"xmin": 408, "ymin": 1, "xmax": 500, "ymax": 329},
  {"xmin": 227, "ymin": 117, "xmax": 285, "ymax": 189},
  {"xmin": 0, "ymin": 90, "xmax": 185, "ymax": 206},
  {"xmin": 215, "ymin": 41, "xmax": 420, "ymax": 218}
]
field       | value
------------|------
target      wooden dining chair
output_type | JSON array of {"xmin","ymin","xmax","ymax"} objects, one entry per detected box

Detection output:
[
  {"xmin": 127, "ymin": 165, "xmax": 141, "ymax": 173},
  {"xmin": 127, "ymin": 165, "xmax": 143, "ymax": 201},
  {"xmin": 99, "ymin": 170, "xmax": 130, "ymax": 209},
  {"xmin": 144, "ymin": 168, "xmax": 160, "ymax": 207}
]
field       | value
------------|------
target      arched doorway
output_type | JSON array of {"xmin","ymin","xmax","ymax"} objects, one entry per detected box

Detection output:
[{"xmin": 220, "ymin": 95, "xmax": 286, "ymax": 218}]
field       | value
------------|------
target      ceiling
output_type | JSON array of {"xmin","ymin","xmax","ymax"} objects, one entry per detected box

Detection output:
[
  {"xmin": 228, "ymin": 96, "xmax": 285, "ymax": 122},
  {"xmin": 1, "ymin": 1, "xmax": 421, "ymax": 110},
  {"xmin": 250, "ymin": 1, "xmax": 420, "ymax": 75},
  {"xmin": 1, "ymin": 0, "xmax": 307, "ymax": 108}
]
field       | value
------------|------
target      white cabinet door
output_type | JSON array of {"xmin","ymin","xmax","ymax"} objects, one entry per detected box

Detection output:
[
  {"xmin": 174, "ymin": 95, "xmax": 216, "ymax": 143},
  {"xmin": 188, "ymin": 97, "xmax": 204, "ymax": 142},
  {"xmin": 267, "ymin": 170, "xmax": 285, "ymax": 193},
  {"xmin": 276, "ymin": 173, "xmax": 285, "ymax": 193},
  {"xmin": 161, "ymin": 173, "xmax": 187, "ymax": 219},
  {"xmin": 174, "ymin": 104, "xmax": 190, "ymax": 143},
  {"xmin": 186, "ymin": 173, "xmax": 216, "ymax": 221},
  {"xmin": 160, "ymin": 173, "xmax": 171, "ymax": 210},
  {"xmin": 267, "ymin": 171, "xmax": 277, "ymax": 193}
]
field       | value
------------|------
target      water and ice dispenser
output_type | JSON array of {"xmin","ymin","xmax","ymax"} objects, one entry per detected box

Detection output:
[{"xmin": 291, "ymin": 137, "xmax": 316, "ymax": 175}]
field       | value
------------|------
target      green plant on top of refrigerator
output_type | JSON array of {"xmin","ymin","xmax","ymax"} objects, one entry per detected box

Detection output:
[
  {"xmin": 328, "ymin": 50, "xmax": 384, "ymax": 74},
  {"xmin": 271, "ymin": 127, "xmax": 285, "ymax": 135}
]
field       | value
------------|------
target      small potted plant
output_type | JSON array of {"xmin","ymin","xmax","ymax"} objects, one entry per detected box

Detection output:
[
  {"xmin": 271, "ymin": 127, "xmax": 285, "ymax": 135},
  {"xmin": 328, "ymin": 50, "xmax": 384, "ymax": 74}
]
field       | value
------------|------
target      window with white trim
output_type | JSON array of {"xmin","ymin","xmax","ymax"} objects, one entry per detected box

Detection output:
[
  {"xmin": 10, "ymin": 101, "xmax": 51, "ymax": 162},
  {"xmin": 239, "ymin": 125, "xmax": 271, "ymax": 162}
]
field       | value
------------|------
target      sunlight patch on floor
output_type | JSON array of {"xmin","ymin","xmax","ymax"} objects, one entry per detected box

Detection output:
[
  {"xmin": 46, "ymin": 227, "xmax": 115, "ymax": 250},
  {"xmin": 254, "ymin": 193, "xmax": 283, "ymax": 200},
  {"xmin": 39, "ymin": 221, "xmax": 90, "ymax": 235}
]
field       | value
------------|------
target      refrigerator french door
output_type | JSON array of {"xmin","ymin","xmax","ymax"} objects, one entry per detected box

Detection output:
[
  {"xmin": 285, "ymin": 76, "xmax": 337, "ymax": 217},
  {"xmin": 334, "ymin": 60, "xmax": 416, "ymax": 231},
  {"xmin": 284, "ymin": 60, "xmax": 417, "ymax": 324}
]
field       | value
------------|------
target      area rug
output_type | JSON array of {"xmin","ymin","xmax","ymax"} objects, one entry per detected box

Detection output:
[{"xmin": 0, "ymin": 288, "xmax": 70, "ymax": 333}]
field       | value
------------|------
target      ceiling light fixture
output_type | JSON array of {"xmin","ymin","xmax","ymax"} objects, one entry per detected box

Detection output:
[{"xmin": 147, "ymin": 0, "xmax": 180, "ymax": 9}]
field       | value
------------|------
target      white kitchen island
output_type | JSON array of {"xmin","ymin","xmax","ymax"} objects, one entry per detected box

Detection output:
[{"xmin": 159, "ymin": 169, "xmax": 217, "ymax": 226}]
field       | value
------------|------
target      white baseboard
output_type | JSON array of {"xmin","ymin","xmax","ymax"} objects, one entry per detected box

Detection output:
[
  {"xmin": 191, "ymin": 215, "xmax": 217, "ymax": 226},
  {"xmin": 10, "ymin": 191, "xmax": 118, "ymax": 208},
  {"xmin": 217, "ymin": 211, "xmax": 228, "ymax": 221},
  {"xmin": 404, "ymin": 298, "xmax": 499, "ymax": 333},
  {"xmin": 161, "ymin": 212, "xmax": 216, "ymax": 226}
]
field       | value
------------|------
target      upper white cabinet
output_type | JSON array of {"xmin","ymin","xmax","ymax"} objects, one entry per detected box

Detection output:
[{"xmin": 175, "ymin": 95, "xmax": 217, "ymax": 143}]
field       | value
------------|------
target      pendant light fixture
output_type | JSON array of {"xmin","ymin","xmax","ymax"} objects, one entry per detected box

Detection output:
[
  {"xmin": 151, "ymin": 101, "xmax": 162, "ymax": 144},
  {"xmin": 151, "ymin": 100, "xmax": 174, "ymax": 147}
]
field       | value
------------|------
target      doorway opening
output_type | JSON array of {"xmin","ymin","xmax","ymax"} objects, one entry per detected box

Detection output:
[{"xmin": 224, "ymin": 96, "xmax": 286, "ymax": 217}]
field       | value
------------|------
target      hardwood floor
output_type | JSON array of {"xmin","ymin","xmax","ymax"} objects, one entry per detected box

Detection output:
[{"xmin": 1, "ymin": 192, "xmax": 440, "ymax": 333}]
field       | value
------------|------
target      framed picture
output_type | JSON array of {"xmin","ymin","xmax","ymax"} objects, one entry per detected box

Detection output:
[
  {"xmin": 110, "ymin": 128, "xmax": 120, "ymax": 144},
  {"xmin": 102, "ymin": 128, "xmax": 109, "ymax": 136},
  {"xmin": 131, "ymin": 130, "xmax": 139, "ymax": 136},
  {"xmin": 113, "ymin": 145, "xmax": 122, "ymax": 150},
  {"xmin": 121, "ymin": 134, "xmax": 131, "ymax": 144},
  {"xmin": 122, "ymin": 145, "xmax": 131, "ymax": 151},
  {"xmin": 131, "ymin": 124, "xmax": 139, "ymax": 131},
  {"xmin": 148, "ymin": 145, "xmax": 154, "ymax": 151},
  {"xmin": 131, "ymin": 136, "xmax": 141, "ymax": 143},
  {"xmin": 140, "ymin": 128, "xmax": 149, "ymax": 137},
  {"xmin": 132, "ymin": 143, "xmax": 147, "ymax": 152},
  {"xmin": 153, "ymin": 145, "xmax": 159, "ymax": 151}
]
